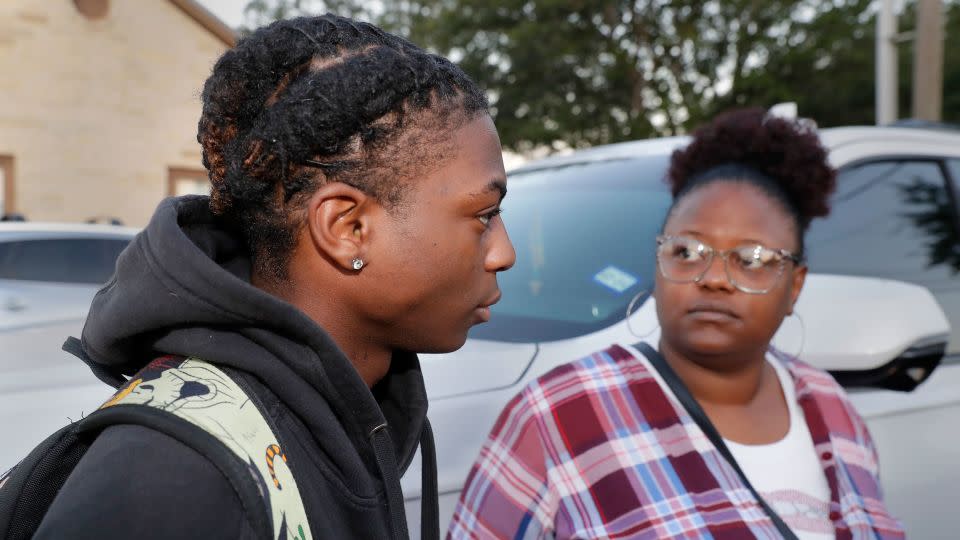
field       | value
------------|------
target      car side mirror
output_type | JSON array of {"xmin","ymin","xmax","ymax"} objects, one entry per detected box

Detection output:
[{"xmin": 771, "ymin": 274, "xmax": 950, "ymax": 392}]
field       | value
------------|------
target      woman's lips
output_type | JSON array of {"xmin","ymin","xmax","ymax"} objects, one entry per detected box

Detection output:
[{"xmin": 686, "ymin": 303, "xmax": 740, "ymax": 322}]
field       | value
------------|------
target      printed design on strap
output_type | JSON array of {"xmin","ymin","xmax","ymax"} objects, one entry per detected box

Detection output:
[
  {"xmin": 101, "ymin": 356, "xmax": 312, "ymax": 540},
  {"xmin": 266, "ymin": 444, "xmax": 288, "ymax": 490}
]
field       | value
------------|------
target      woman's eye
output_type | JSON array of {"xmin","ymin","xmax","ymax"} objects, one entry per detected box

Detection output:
[
  {"xmin": 734, "ymin": 247, "xmax": 776, "ymax": 270},
  {"xmin": 735, "ymin": 255, "xmax": 764, "ymax": 270},
  {"xmin": 672, "ymin": 244, "xmax": 702, "ymax": 261},
  {"xmin": 478, "ymin": 208, "xmax": 503, "ymax": 227}
]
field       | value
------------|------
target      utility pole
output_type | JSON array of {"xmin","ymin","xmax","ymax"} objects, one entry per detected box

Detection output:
[
  {"xmin": 876, "ymin": 0, "xmax": 898, "ymax": 125},
  {"xmin": 913, "ymin": 0, "xmax": 944, "ymax": 121}
]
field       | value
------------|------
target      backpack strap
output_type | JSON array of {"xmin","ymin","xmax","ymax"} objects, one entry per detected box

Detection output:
[
  {"xmin": 0, "ymin": 424, "xmax": 90, "ymax": 540},
  {"xmin": 92, "ymin": 356, "xmax": 313, "ymax": 540}
]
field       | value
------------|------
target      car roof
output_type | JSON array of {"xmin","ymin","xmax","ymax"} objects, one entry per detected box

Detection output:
[
  {"xmin": 508, "ymin": 126, "xmax": 960, "ymax": 173},
  {"xmin": 818, "ymin": 125, "xmax": 960, "ymax": 153},
  {"xmin": 508, "ymin": 136, "xmax": 686, "ymax": 173},
  {"xmin": 0, "ymin": 222, "xmax": 139, "ymax": 239}
]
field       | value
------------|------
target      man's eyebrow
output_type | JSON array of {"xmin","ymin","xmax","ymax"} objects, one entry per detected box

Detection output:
[{"xmin": 470, "ymin": 178, "xmax": 507, "ymax": 202}]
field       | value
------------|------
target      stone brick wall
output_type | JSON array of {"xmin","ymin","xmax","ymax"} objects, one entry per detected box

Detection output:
[{"xmin": 0, "ymin": 0, "xmax": 229, "ymax": 225}]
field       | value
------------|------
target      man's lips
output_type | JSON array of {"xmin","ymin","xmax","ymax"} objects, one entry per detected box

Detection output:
[
  {"xmin": 479, "ymin": 291, "xmax": 502, "ymax": 309},
  {"xmin": 476, "ymin": 291, "xmax": 502, "ymax": 322}
]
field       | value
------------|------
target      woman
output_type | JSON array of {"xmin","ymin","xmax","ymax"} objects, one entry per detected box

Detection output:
[
  {"xmin": 449, "ymin": 109, "xmax": 903, "ymax": 539},
  {"xmin": 33, "ymin": 14, "xmax": 514, "ymax": 540}
]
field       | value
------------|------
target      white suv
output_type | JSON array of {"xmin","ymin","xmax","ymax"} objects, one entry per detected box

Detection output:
[
  {"xmin": 0, "ymin": 223, "xmax": 137, "ymax": 329},
  {"xmin": 2, "ymin": 126, "xmax": 958, "ymax": 538},
  {"xmin": 403, "ymin": 124, "xmax": 960, "ymax": 538}
]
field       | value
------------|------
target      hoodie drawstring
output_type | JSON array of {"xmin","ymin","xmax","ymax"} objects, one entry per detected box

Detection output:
[
  {"xmin": 370, "ymin": 420, "xmax": 441, "ymax": 540},
  {"xmin": 419, "ymin": 418, "xmax": 439, "ymax": 540},
  {"xmin": 370, "ymin": 424, "xmax": 411, "ymax": 540}
]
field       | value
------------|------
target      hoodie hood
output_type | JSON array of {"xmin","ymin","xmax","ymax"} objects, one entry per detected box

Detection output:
[{"xmin": 79, "ymin": 195, "xmax": 428, "ymax": 484}]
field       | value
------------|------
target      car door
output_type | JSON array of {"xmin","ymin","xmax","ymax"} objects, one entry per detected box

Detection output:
[
  {"xmin": 0, "ymin": 235, "xmax": 134, "ymax": 470},
  {"xmin": 806, "ymin": 155, "xmax": 960, "ymax": 537},
  {"xmin": 808, "ymin": 158, "xmax": 960, "ymax": 354}
]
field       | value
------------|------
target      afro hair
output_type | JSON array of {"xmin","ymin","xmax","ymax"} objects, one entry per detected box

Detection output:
[{"xmin": 667, "ymin": 107, "xmax": 837, "ymax": 233}]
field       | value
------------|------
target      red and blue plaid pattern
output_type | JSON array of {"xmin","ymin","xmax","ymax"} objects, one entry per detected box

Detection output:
[{"xmin": 448, "ymin": 344, "xmax": 904, "ymax": 539}]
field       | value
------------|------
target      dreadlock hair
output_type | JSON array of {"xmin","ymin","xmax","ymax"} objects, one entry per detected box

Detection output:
[
  {"xmin": 197, "ymin": 14, "xmax": 489, "ymax": 283},
  {"xmin": 665, "ymin": 107, "xmax": 837, "ymax": 260}
]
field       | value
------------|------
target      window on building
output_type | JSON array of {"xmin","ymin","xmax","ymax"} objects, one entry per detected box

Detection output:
[
  {"xmin": 0, "ymin": 155, "xmax": 13, "ymax": 216},
  {"xmin": 168, "ymin": 167, "xmax": 210, "ymax": 197}
]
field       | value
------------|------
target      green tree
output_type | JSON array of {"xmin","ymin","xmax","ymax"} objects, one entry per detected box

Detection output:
[
  {"xmin": 397, "ymin": 0, "xmax": 842, "ymax": 151},
  {"xmin": 734, "ymin": 0, "xmax": 960, "ymax": 128},
  {"xmin": 720, "ymin": 0, "xmax": 877, "ymax": 126},
  {"xmin": 244, "ymin": 0, "xmax": 960, "ymax": 150}
]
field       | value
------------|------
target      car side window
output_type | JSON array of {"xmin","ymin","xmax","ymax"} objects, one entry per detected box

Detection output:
[
  {"xmin": 948, "ymin": 159, "xmax": 960, "ymax": 192},
  {"xmin": 806, "ymin": 160, "xmax": 960, "ymax": 354},
  {"xmin": 0, "ymin": 238, "xmax": 128, "ymax": 285}
]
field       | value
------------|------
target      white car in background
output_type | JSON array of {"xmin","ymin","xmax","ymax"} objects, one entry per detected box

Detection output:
[
  {"xmin": 404, "ymin": 123, "xmax": 960, "ymax": 539},
  {"xmin": 0, "ymin": 223, "xmax": 137, "ymax": 328},
  {"xmin": 0, "ymin": 223, "xmax": 136, "ymax": 467},
  {"xmin": 3, "ymin": 124, "xmax": 959, "ymax": 538}
]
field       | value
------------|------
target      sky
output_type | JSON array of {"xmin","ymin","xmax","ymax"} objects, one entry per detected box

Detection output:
[{"xmin": 198, "ymin": 0, "xmax": 247, "ymax": 29}]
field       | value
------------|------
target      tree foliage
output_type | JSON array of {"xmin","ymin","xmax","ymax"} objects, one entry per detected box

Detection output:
[{"xmin": 244, "ymin": 0, "xmax": 960, "ymax": 151}]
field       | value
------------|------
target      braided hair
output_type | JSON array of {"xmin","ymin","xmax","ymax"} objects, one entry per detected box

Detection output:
[
  {"xmin": 197, "ymin": 15, "xmax": 488, "ymax": 282},
  {"xmin": 665, "ymin": 107, "xmax": 837, "ymax": 259}
]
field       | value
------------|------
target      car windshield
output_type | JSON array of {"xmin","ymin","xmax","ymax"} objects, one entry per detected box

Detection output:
[{"xmin": 469, "ymin": 155, "xmax": 672, "ymax": 342}]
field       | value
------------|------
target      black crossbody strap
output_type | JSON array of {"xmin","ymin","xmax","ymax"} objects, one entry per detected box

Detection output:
[{"xmin": 634, "ymin": 342, "xmax": 799, "ymax": 540}]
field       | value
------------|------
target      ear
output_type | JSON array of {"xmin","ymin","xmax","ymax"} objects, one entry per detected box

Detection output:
[
  {"xmin": 787, "ymin": 264, "xmax": 807, "ymax": 315},
  {"xmin": 305, "ymin": 182, "xmax": 376, "ymax": 272}
]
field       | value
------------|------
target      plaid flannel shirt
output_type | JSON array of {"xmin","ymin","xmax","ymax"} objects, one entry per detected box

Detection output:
[{"xmin": 449, "ymin": 343, "xmax": 904, "ymax": 540}]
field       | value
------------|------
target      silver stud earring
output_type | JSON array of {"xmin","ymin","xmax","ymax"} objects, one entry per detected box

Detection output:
[{"xmin": 351, "ymin": 258, "xmax": 364, "ymax": 271}]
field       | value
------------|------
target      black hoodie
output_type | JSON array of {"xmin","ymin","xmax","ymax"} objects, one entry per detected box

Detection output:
[{"xmin": 34, "ymin": 196, "xmax": 436, "ymax": 539}]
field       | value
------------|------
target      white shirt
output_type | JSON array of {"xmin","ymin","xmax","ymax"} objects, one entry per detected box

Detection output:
[
  {"xmin": 630, "ymin": 344, "xmax": 833, "ymax": 540},
  {"xmin": 725, "ymin": 357, "xmax": 833, "ymax": 540}
]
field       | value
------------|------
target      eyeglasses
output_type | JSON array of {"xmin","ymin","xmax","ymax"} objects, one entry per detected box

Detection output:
[{"xmin": 656, "ymin": 235, "xmax": 802, "ymax": 294}]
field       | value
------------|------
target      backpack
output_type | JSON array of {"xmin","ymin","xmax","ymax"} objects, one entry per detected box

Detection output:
[{"xmin": 0, "ymin": 351, "xmax": 313, "ymax": 540}]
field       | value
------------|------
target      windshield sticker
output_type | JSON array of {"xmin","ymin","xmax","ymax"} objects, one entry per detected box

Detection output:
[{"xmin": 593, "ymin": 265, "xmax": 639, "ymax": 294}]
